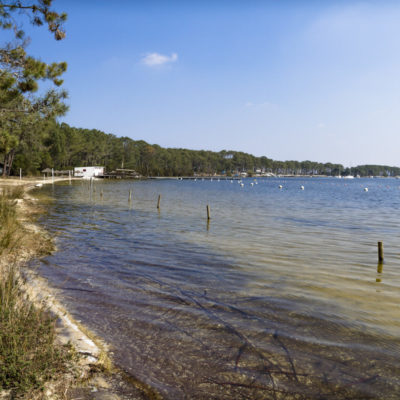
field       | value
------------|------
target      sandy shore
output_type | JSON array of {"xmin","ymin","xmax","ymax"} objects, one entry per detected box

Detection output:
[{"xmin": 0, "ymin": 177, "xmax": 150, "ymax": 400}]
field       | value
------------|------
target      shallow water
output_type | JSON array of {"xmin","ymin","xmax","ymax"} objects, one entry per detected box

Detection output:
[{"xmin": 34, "ymin": 178, "xmax": 400, "ymax": 399}]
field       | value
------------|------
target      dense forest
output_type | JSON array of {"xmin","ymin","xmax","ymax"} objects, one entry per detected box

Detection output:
[{"xmin": 2, "ymin": 120, "xmax": 400, "ymax": 177}]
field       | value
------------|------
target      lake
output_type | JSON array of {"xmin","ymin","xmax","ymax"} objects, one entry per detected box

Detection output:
[{"xmin": 33, "ymin": 177, "xmax": 400, "ymax": 399}]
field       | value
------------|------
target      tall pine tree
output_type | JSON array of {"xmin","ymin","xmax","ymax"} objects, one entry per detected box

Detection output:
[{"xmin": 0, "ymin": 0, "xmax": 67, "ymax": 176}]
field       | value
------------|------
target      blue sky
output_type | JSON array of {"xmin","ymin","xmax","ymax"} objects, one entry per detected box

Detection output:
[{"xmin": 26, "ymin": 0, "xmax": 400, "ymax": 166}]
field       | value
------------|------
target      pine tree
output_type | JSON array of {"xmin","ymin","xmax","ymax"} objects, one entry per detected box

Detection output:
[{"xmin": 0, "ymin": 0, "xmax": 67, "ymax": 176}]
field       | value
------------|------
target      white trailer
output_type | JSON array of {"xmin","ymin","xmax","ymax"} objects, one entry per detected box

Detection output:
[{"xmin": 74, "ymin": 166, "xmax": 104, "ymax": 179}]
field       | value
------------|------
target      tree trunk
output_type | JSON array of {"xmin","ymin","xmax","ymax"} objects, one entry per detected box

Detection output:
[
  {"xmin": 2, "ymin": 149, "xmax": 15, "ymax": 177},
  {"xmin": 2, "ymin": 153, "xmax": 7, "ymax": 177},
  {"xmin": 8, "ymin": 149, "xmax": 15, "ymax": 176}
]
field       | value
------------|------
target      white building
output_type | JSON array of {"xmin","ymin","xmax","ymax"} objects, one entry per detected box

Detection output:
[{"xmin": 74, "ymin": 166, "xmax": 104, "ymax": 178}]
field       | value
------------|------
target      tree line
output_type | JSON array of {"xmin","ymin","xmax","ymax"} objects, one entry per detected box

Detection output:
[{"xmin": 3, "ymin": 120, "xmax": 399, "ymax": 177}]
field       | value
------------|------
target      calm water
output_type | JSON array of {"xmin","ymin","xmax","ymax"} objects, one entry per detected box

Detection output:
[{"xmin": 33, "ymin": 178, "xmax": 400, "ymax": 399}]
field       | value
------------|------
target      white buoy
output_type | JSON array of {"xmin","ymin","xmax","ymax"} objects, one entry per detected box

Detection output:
[
  {"xmin": 240, "ymin": 183, "xmax": 244, "ymax": 187},
  {"xmin": 364, "ymin": 187, "xmax": 368, "ymax": 192},
  {"xmin": 251, "ymin": 183, "xmax": 254, "ymax": 186},
  {"xmin": 230, "ymin": 180, "xmax": 233, "ymax": 183},
  {"xmin": 300, "ymin": 185, "xmax": 304, "ymax": 190},
  {"xmin": 279, "ymin": 185, "xmax": 283, "ymax": 189}
]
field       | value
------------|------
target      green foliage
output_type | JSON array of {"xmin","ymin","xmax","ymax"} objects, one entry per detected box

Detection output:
[
  {"xmin": 3, "ymin": 120, "xmax": 397, "ymax": 177},
  {"xmin": 0, "ymin": 1, "xmax": 67, "ymax": 92},
  {"xmin": 0, "ymin": 187, "xmax": 25, "ymax": 253},
  {"xmin": 0, "ymin": 1, "xmax": 67, "ymax": 177},
  {"xmin": 349, "ymin": 164, "xmax": 400, "ymax": 177},
  {"xmin": 4, "ymin": 121, "xmax": 339, "ymax": 176},
  {"xmin": 0, "ymin": 193, "xmax": 18, "ymax": 253}
]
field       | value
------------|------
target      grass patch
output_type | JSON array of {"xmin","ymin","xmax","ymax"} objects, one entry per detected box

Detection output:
[
  {"xmin": 0, "ymin": 188, "xmax": 76, "ymax": 398},
  {"xmin": 0, "ymin": 266, "xmax": 75, "ymax": 396},
  {"xmin": 0, "ymin": 189, "xmax": 20, "ymax": 256},
  {"xmin": 0, "ymin": 185, "xmax": 25, "ymax": 200}
]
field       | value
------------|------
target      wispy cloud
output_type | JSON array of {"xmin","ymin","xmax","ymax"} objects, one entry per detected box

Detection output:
[{"xmin": 141, "ymin": 52, "xmax": 178, "ymax": 67}]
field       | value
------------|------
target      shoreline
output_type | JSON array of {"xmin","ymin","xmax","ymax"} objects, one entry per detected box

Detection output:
[{"xmin": 0, "ymin": 177, "xmax": 153, "ymax": 400}]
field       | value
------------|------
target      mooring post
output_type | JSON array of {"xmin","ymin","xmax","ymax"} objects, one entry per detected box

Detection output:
[
  {"xmin": 100, "ymin": 189, "xmax": 103, "ymax": 199},
  {"xmin": 129, "ymin": 189, "xmax": 132, "ymax": 202},
  {"xmin": 377, "ymin": 262, "xmax": 383, "ymax": 274},
  {"xmin": 378, "ymin": 241, "xmax": 384, "ymax": 263},
  {"xmin": 157, "ymin": 194, "xmax": 161, "ymax": 209},
  {"xmin": 206, "ymin": 204, "xmax": 211, "ymax": 220},
  {"xmin": 377, "ymin": 260, "xmax": 383, "ymax": 282}
]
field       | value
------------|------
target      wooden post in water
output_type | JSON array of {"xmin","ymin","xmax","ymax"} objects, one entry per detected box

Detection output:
[
  {"xmin": 377, "ymin": 262, "xmax": 383, "ymax": 274},
  {"xmin": 128, "ymin": 189, "xmax": 132, "ymax": 202},
  {"xmin": 100, "ymin": 189, "xmax": 103, "ymax": 199},
  {"xmin": 206, "ymin": 204, "xmax": 211, "ymax": 220},
  {"xmin": 157, "ymin": 194, "xmax": 161, "ymax": 210},
  {"xmin": 378, "ymin": 241, "xmax": 384, "ymax": 263}
]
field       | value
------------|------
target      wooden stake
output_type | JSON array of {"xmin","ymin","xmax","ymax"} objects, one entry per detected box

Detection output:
[
  {"xmin": 377, "ymin": 262, "xmax": 383, "ymax": 274},
  {"xmin": 378, "ymin": 241, "xmax": 384, "ymax": 263},
  {"xmin": 157, "ymin": 194, "xmax": 161, "ymax": 209},
  {"xmin": 206, "ymin": 204, "xmax": 211, "ymax": 220},
  {"xmin": 377, "ymin": 260, "xmax": 383, "ymax": 282},
  {"xmin": 129, "ymin": 189, "xmax": 132, "ymax": 202}
]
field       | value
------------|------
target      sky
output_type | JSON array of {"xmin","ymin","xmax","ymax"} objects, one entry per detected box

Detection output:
[{"xmin": 24, "ymin": 0, "xmax": 400, "ymax": 166}]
